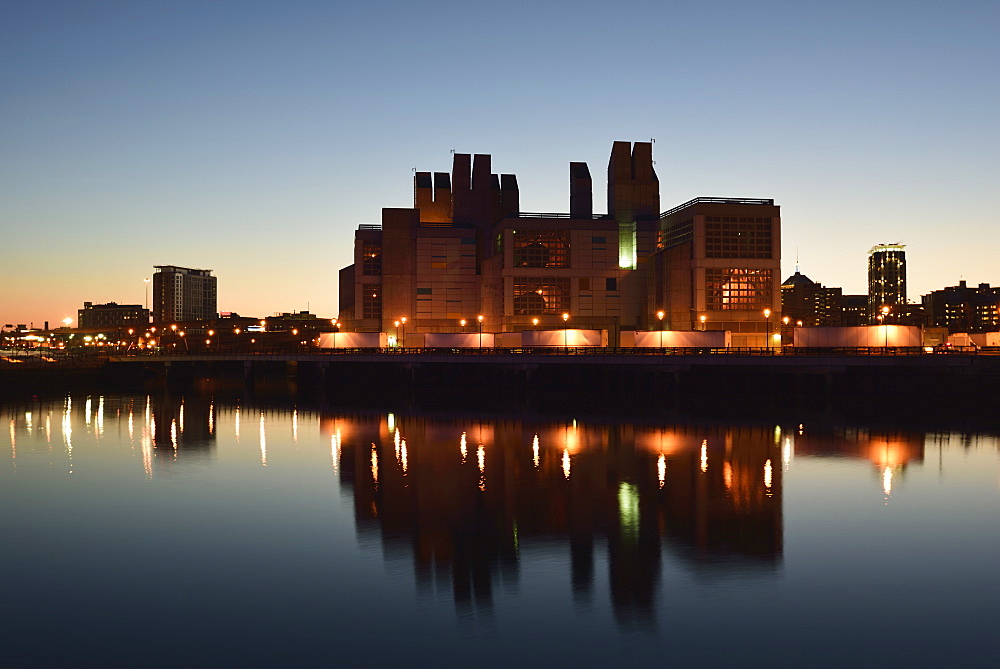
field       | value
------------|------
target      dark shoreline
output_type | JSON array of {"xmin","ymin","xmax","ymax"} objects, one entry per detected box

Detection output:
[{"xmin": 4, "ymin": 357, "xmax": 1000, "ymax": 432}]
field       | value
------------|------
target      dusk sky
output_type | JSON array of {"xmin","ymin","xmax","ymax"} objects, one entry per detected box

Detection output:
[{"xmin": 3, "ymin": 0, "xmax": 998, "ymax": 327}]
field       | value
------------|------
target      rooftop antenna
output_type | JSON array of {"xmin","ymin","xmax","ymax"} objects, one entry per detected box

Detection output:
[{"xmin": 795, "ymin": 248, "xmax": 800, "ymax": 274}]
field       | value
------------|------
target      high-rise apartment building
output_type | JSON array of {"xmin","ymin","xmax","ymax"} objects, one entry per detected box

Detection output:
[
  {"xmin": 867, "ymin": 244, "xmax": 906, "ymax": 321},
  {"xmin": 152, "ymin": 266, "xmax": 218, "ymax": 323}
]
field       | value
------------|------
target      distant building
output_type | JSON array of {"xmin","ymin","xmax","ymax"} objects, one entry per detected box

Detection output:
[
  {"xmin": 922, "ymin": 280, "xmax": 1000, "ymax": 333},
  {"xmin": 152, "ymin": 266, "xmax": 217, "ymax": 323},
  {"xmin": 868, "ymin": 244, "xmax": 906, "ymax": 321},
  {"xmin": 780, "ymin": 272, "xmax": 843, "ymax": 326},
  {"xmin": 649, "ymin": 198, "xmax": 781, "ymax": 347},
  {"xmin": 77, "ymin": 302, "xmax": 149, "ymax": 329},
  {"xmin": 841, "ymin": 295, "xmax": 869, "ymax": 326}
]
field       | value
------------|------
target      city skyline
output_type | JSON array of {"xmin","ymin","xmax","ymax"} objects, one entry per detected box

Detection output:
[{"xmin": 3, "ymin": 1, "xmax": 998, "ymax": 327}]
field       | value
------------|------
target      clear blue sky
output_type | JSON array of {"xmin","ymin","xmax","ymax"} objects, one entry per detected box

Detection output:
[{"xmin": 3, "ymin": 0, "xmax": 998, "ymax": 327}]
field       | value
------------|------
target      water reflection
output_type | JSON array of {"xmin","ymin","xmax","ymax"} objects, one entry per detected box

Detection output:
[
  {"xmin": 322, "ymin": 415, "xmax": 785, "ymax": 627},
  {"xmin": 3, "ymin": 394, "xmax": 999, "ymax": 658},
  {"xmin": 2, "ymin": 394, "xmax": 218, "ymax": 479}
]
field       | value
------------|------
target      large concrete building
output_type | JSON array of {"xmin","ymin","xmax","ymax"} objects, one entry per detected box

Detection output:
[
  {"xmin": 338, "ymin": 142, "xmax": 779, "ymax": 346},
  {"xmin": 152, "ymin": 265, "xmax": 217, "ymax": 324}
]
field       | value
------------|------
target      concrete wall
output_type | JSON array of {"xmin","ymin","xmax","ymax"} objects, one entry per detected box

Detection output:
[
  {"xmin": 318, "ymin": 332, "xmax": 388, "ymax": 348},
  {"xmin": 521, "ymin": 329, "xmax": 607, "ymax": 347},
  {"xmin": 794, "ymin": 325, "xmax": 920, "ymax": 347},
  {"xmin": 423, "ymin": 333, "xmax": 496, "ymax": 348},
  {"xmin": 632, "ymin": 330, "xmax": 730, "ymax": 347}
]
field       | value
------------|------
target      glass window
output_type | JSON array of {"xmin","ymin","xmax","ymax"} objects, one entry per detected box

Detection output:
[
  {"xmin": 362, "ymin": 242, "xmax": 382, "ymax": 275},
  {"xmin": 512, "ymin": 231, "xmax": 570, "ymax": 268},
  {"xmin": 513, "ymin": 277, "xmax": 571, "ymax": 314},
  {"xmin": 362, "ymin": 288, "xmax": 381, "ymax": 319},
  {"xmin": 706, "ymin": 269, "xmax": 772, "ymax": 310}
]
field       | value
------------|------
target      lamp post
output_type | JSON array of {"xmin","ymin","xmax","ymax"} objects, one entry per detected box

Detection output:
[
  {"xmin": 881, "ymin": 305, "xmax": 890, "ymax": 348},
  {"xmin": 657, "ymin": 310, "xmax": 665, "ymax": 347},
  {"xmin": 393, "ymin": 320, "xmax": 400, "ymax": 347},
  {"xmin": 477, "ymin": 314, "xmax": 483, "ymax": 348},
  {"xmin": 782, "ymin": 316, "xmax": 790, "ymax": 347},
  {"xmin": 699, "ymin": 314, "xmax": 706, "ymax": 331},
  {"xmin": 562, "ymin": 312, "xmax": 569, "ymax": 349},
  {"xmin": 532, "ymin": 317, "xmax": 539, "ymax": 330},
  {"xmin": 400, "ymin": 317, "xmax": 407, "ymax": 348},
  {"xmin": 763, "ymin": 308, "xmax": 772, "ymax": 350}
]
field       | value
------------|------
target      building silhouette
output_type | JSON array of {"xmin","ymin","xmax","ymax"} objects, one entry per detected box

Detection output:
[
  {"xmin": 152, "ymin": 265, "xmax": 217, "ymax": 324},
  {"xmin": 780, "ymin": 271, "xmax": 843, "ymax": 326},
  {"xmin": 338, "ymin": 142, "xmax": 779, "ymax": 344},
  {"xmin": 77, "ymin": 301, "xmax": 149, "ymax": 329},
  {"xmin": 868, "ymin": 244, "xmax": 906, "ymax": 321},
  {"xmin": 922, "ymin": 280, "xmax": 1000, "ymax": 333}
]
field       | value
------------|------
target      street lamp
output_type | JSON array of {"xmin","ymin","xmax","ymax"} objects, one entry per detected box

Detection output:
[
  {"xmin": 532, "ymin": 317, "xmax": 539, "ymax": 330},
  {"xmin": 400, "ymin": 316, "xmax": 407, "ymax": 348},
  {"xmin": 477, "ymin": 314, "xmax": 483, "ymax": 348},
  {"xmin": 763, "ymin": 309, "xmax": 772, "ymax": 349},
  {"xmin": 657, "ymin": 310, "xmax": 665, "ymax": 347},
  {"xmin": 394, "ymin": 320, "xmax": 400, "ymax": 347},
  {"xmin": 881, "ymin": 305, "xmax": 890, "ymax": 348},
  {"xmin": 699, "ymin": 314, "xmax": 706, "ymax": 331},
  {"xmin": 562, "ymin": 312, "xmax": 569, "ymax": 349}
]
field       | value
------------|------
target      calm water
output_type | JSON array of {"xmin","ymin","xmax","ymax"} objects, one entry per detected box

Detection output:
[{"xmin": 2, "ymin": 392, "xmax": 999, "ymax": 667}]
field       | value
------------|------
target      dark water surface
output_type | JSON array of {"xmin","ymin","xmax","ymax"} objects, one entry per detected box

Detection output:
[{"xmin": 2, "ymin": 392, "xmax": 998, "ymax": 667}]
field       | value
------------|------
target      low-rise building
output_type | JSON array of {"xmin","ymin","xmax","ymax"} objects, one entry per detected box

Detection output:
[{"xmin": 77, "ymin": 302, "xmax": 149, "ymax": 329}]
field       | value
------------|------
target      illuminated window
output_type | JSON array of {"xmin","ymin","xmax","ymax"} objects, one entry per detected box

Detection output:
[
  {"xmin": 512, "ymin": 231, "xmax": 569, "ymax": 268},
  {"xmin": 513, "ymin": 277, "xmax": 570, "ymax": 314},
  {"xmin": 362, "ymin": 289, "xmax": 381, "ymax": 319},
  {"xmin": 706, "ymin": 269, "xmax": 772, "ymax": 310},
  {"xmin": 362, "ymin": 242, "xmax": 382, "ymax": 275}
]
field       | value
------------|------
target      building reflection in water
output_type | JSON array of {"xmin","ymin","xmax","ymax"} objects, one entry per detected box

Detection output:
[
  {"xmin": 793, "ymin": 427, "xmax": 925, "ymax": 499},
  {"xmin": 2, "ymin": 394, "xmax": 218, "ymax": 481},
  {"xmin": 321, "ymin": 414, "xmax": 785, "ymax": 628}
]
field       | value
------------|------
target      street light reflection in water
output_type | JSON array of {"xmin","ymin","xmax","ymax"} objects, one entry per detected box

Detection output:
[{"xmin": 1, "ymin": 394, "xmax": 999, "ymax": 665}]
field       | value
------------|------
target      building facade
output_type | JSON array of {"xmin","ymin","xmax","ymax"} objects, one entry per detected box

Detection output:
[
  {"xmin": 77, "ymin": 302, "xmax": 149, "ymax": 329},
  {"xmin": 338, "ymin": 143, "xmax": 779, "ymax": 346},
  {"xmin": 152, "ymin": 266, "xmax": 218, "ymax": 323},
  {"xmin": 648, "ymin": 198, "xmax": 781, "ymax": 347},
  {"xmin": 868, "ymin": 244, "xmax": 906, "ymax": 321}
]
